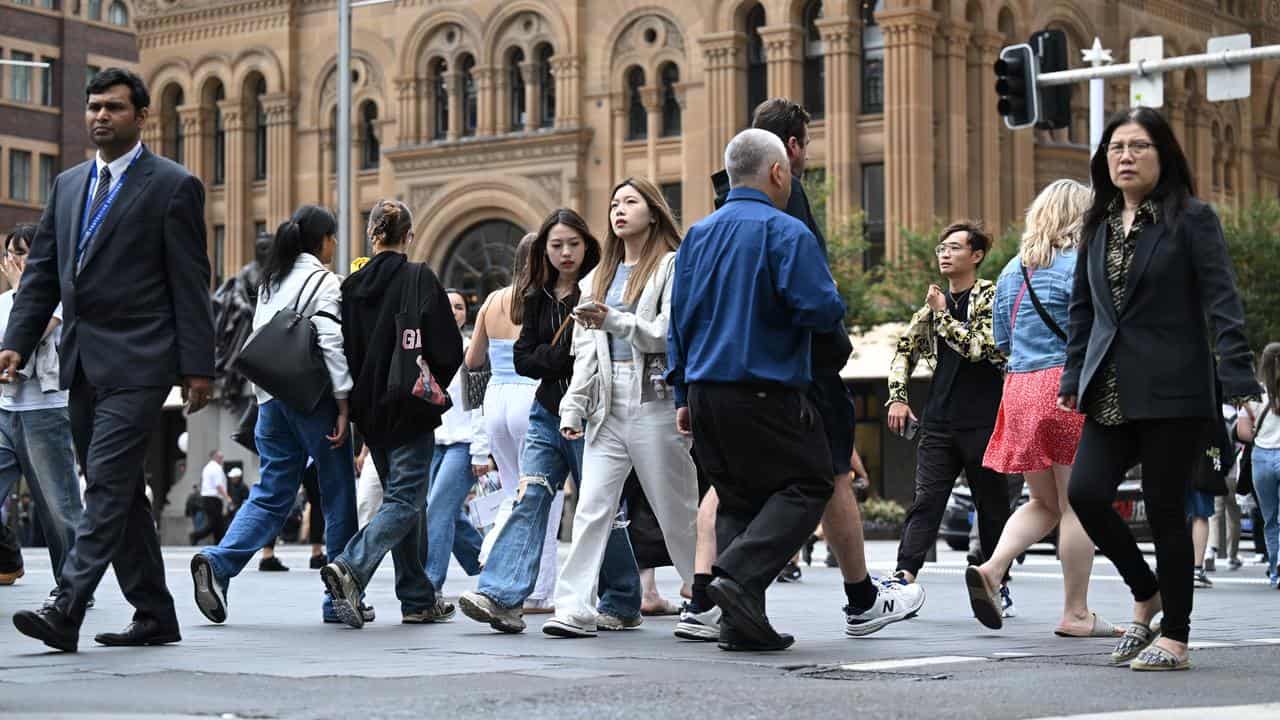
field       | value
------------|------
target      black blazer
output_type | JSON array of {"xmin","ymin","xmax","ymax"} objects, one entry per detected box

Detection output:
[
  {"xmin": 3, "ymin": 146, "xmax": 215, "ymax": 388},
  {"xmin": 1060, "ymin": 197, "xmax": 1259, "ymax": 420}
]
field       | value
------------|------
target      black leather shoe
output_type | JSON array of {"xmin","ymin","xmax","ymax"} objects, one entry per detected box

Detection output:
[
  {"xmin": 718, "ymin": 621, "xmax": 794, "ymax": 652},
  {"xmin": 706, "ymin": 576, "xmax": 783, "ymax": 647},
  {"xmin": 13, "ymin": 607, "xmax": 78, "ymax": 653},
  {"xmin": 94, "ymin": 618, "xmax": 181, "ymax": 647}
]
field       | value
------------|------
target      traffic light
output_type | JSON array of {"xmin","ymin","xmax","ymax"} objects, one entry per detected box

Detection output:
[
  {"xmin": 1031, "ymin": 29, "xmax": 1072, "ymax": 130},
  {"xmin": 994, "ymin": 43, "xmax": 1039, "ymax": 129}
]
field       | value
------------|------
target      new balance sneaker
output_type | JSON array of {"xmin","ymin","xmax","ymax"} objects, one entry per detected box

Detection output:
[
  {"xmin": 776, "ymin": 561, "xmax": 802, "ymax": 583},
  {"xmin": 320, "ymin": 561, "xmax": 365, "ymax": 628},
  {"xmin": 403, "ymin": 598, "xmax": 455, "ymax": 623},
  {"xmin": 191, "ymin": 553, "xmax": 230, "ymax": 623},
  {"xmin": 999, "ymin": 583, "xmax": 1017, "ymax": 618},
  {"xmin": 542, "ymin": 614, "xmax": 598, "ymax": 638},
  {"xmin": 1193, "ymin": 568, "xmax": 1213, "ymax": 589},
  {"xmin": 846, "ymin": 577, "xmax": 926, "ymax": 637},
  {"xmin": 458, "ymin": 591, "xmax": 526, "ymax": 634},
  {"xmin": 597, "ymin": 613, "xmax": 642, "ymax": 631},
  {"xmin": 674, "ymin": 602, "xmax": 721, "ymax": 641}
]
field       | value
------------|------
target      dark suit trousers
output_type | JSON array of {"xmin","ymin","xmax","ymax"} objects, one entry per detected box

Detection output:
[
  {"xmin": 896, "ymin": 426, "xmax": 1010, "ymax": 578},
  {"xmin": 54, "ymin": 369, "xmax": 173, "ymax": 627},
  {"xmin": 1068, "ymin": 417, "xmax": 1206, "ymax": 644},
  {"xmin": 688, "ymin": 383, "xmax": 834, "ymax": 602}
]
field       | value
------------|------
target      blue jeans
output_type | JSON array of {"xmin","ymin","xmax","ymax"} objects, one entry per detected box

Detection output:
[
  {"xmin": 337, "ymin": 433, "xmax": 437, "ymax": 614},
  {"xmin": 425, "ymin": 442, "xmax": 483, "ymax": 591},
  {"xmin": 1252, "ymin": 446, "xmax": 1280, "ymax": 583},
  {"xmin": 476, "ymin": 402, "xmax": 642, "ymax": 617},
  {"xmin": 0, "ymin": 407, "xmax": 80, "ymax": 584},
  {"xmin": 204, "ymin": 399, "xmax": 356, "ymax": 595}
]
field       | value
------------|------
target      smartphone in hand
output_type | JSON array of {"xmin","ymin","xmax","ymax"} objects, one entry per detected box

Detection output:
[{"xmin": 903, "ymin": 418, "xmax": 921, "ymax": 441}]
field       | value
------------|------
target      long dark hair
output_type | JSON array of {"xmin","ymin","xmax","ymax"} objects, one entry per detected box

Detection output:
[
  {"xmin": 1082, "ymin": 107, "xmax": 1195, "ymax": 244},
  {"xmin": 508, "ymin": 232, "xmax": 536, "ymax": 326},
  {"xmin": 261, "ymin": 205, "xmax": 337, "ymax": 299},
  {"xmin": 514, "ymin": 208, "xmax": 601, "ymax": 305},
  {"xmin": 1261, "ymin": 342, "xmax": 1280, "ymax": 414}
]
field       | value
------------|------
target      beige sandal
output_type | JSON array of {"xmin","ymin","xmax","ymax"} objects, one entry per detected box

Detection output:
[
  {"xmin": 1054, "ymin": 613, "xmax": 1123, "ymax": 638},
  {"xmin": 1130, "ymin": 643, "xmax": 1190, "ymax": 671}
]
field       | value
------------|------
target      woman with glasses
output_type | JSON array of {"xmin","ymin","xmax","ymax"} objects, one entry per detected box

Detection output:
[{"xmin": 1059, "ymin": 107, "xmax": 1259, "ymax": 671}]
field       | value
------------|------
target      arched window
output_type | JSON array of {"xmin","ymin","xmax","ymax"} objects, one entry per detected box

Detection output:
[
  {"xmin": 861, "ymin": 0, "xmax": 884, "ymax": 113},
  {"xmin": 536, "ymin": 44, "xmax": 556, "ymax": 128},
  {"xmin": 1224, "ymin": 126, "xmax": 1236, "ymax": 192},
  {"xmin": 107, "ymin": 0, "xmax": 128, "ymax": 25},
  {"xmin": 745, "ymin": 3, "xmax": 767, "ymax": 124},
  {"xmin": 660, "ymin": 63, "xmax": 681, "ymax": 137},
  {"xmin": 461, "ymin": 54, "xmax": 478, "ymax": 137},
  {"xmin": 361, "ymin": 101, "xmax": 380, "ymax": 169},
  {"xmin": 431, "ymin": 58, "xmax": 448, "ymax": 140},
  {"xmin": 212, "ymin": 83, "xmax": 226, "ymax": 186},
  {"xmin": 1211, "ymin": 121, "xmax": 1222, "ymax": 189},
  {"xmin": 626, "ymin": 66, "xmax": 647, "ymax": 140},
  {"xmin": 87, "ymin": 0, "xmax": 102, "ymax": 21},
  {"xmin": 803, "ymin": 0, "xmax": 825, "ymax": 118},
  {"xmin": 508, "ymin": 48, "xmax": 526, "ymax": 131},
  {"xmin": 442, "ymin": 219, "xmax": 525, "ymax": 324},
  {"xmin": 162, "ymin": 86, "xmax": 184, "ymax": 164},
  {"xmin": 253, "ymin": 76, "xmax": 267, "ymax": 181}
]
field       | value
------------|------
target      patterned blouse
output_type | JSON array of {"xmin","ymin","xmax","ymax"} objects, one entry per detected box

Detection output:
[{"xmin": 1085, "ymin": 198, "xmax": 1159, "ymax": 425}]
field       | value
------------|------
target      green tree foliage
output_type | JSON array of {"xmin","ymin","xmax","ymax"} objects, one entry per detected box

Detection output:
[{"xmin": 1221, "ymin": 198, "xmax": 1280, "ymax": 354}]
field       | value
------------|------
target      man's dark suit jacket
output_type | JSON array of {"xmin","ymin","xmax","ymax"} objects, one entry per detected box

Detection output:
[
  {"xmin": 3, "ymin": 146, "xmax": 215, "ymax": 388},
  {"xmin": 1060, "ymin": 197, "xmax": 1259, "ymax": 420}
]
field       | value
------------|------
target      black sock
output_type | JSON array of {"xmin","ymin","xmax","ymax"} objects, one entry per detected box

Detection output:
[
  {"xmin": 845, "ymin": 576, "xmax": 877, "ymax": 613},
  {"xmin": 691, "ymin": 573, "xmax": 714, "ymax": 612}
]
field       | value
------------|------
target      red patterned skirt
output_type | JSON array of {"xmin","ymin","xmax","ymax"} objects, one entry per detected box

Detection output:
[{"xmin": 983, "ymin": 366, "xmax": 1085, "ymax": 474}]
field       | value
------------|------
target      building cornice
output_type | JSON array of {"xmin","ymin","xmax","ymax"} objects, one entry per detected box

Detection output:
[
  {"xmin": 385, "ymin": 127, "xmax": 593, "ymax": 175},
  {"xmin": 135, "ymin": 0, "xmax": 291, "ymax": 49}
]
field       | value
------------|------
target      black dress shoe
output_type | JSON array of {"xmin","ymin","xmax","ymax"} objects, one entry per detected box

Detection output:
[
  {"xmin": 94, "ymin": 618, "xmax": 181, "ymax": 647},
  {"xmin": 718, "ymin": 622, "xmax": 795, "ymax": 652},
  {"xmin": 705, "ymin": 576, "xmax": 783, "ymax": 646},
  {"xmin": 310, "ymin": 554, "xmax": 326, "ymax": 570},
  {"xmin": 13, "ymin": 607, "xmax": 78, "ymax": 653}
]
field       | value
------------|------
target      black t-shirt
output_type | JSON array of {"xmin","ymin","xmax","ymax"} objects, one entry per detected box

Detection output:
[{"xmin": 923, "ymin": 289, "xmax": 1003, "ymax": 430}]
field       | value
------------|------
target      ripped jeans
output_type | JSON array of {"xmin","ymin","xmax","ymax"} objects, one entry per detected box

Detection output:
[{"xmin": 474, "ymin": 401, "xmax": 642, "ymax": 617}]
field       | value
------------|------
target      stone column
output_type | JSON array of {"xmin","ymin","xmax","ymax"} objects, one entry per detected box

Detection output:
[
  {"xmin": 177, "ymin": 104, "xmax": 207, "ymax": 180},
  {"xmin": 420, "ymin": 78, "xmax": 435, "ymax": 141},
  {"xmin": 494, "ymin": 67, "xmax": 511, "ymax": 133},
  {"xmin": 445, "ymin": 71, "xmax": 463, "ymax": 141},
  {"xmin": 641, "ymin": 85, "xmax": 663, "ymax": 181},
  {"xmin": 879, "ymin": 9, "xmax": 937, "ymax": 258},
  {"xmin": 521, "ymin": 61, "xmax": 540, "ymax": 131},
  {"xmin": 758, "ymin": 25, "xmax": 803, "ymax": 101},
  {"xmin": 142, "ymin": 125, "xmax": 162, "ymax": 155},
  {"xmin": 475, "ymin": 65, "xmax": 497, "ymax": 137},
  {"xmin": 817, "ymin": 16, "xmax": 860, "ymax": 231},
  {"xmin": 261, "ymin": 92, "xmax": 293, "ymax": 227},
  {"xmin": 217, "ymin": 97, "xmax": 247, "ymax": 270},
  {"xmin": 395, "ymin": 76, "xmax": 417, "ymax": 145},
  {"xmin": 698, "ymin": 32, "xmax": 746, "ymax": 174},
  {"xmin": 942, "ymin": 23, "xmax": 970, "ymax": 221},
  {"xmin": 553, "ymin": 56, "xmax": 582, "ymax": 129},
  {"xmin": 973, "ymin": 32, "xmax": 1003, "ymax": 230},
  {"xmin": 611, "ymin": 91, "xmax": 628, "ymax": 182}
]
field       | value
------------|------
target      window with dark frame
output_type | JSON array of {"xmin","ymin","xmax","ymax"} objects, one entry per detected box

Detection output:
[
  {"xmin": 744, "ymin": 3, "xmax": 767, "ymax": 127},
  {"xmin": 659, "ymin": 182, "xmax": 683, "ymax": 227},
  {"xmin": 861, "ymin": 162, "xmax": 885, "ymax": 269},
  {"xmin": 361, "ymin": 101, "xmax": 380, "ymax": 169},
  {"xmin": 861, "ymin": 0, "xmax": 884, "ymax": 114},
  {"xmin": 10, "ymin": 52, "xmax": 33, "ymax": 103},
  {"xmin": 461, "ymin": 55, "xmax": 478, "ymax": 137},
  {"xmin": 212, "ymin": 225, "xmax": 226, "ymax": 287},
  {"xmin": 431, "ymin": 59, "xmax": 449, "ymax": 140},
  {"xmin": 253, "ymin": 77, "xmax": 267, "ymax": 181},
  {"xmin": 660, "ymin": 63, "xmax": 681, "ymax": 137},
  {"xmin": 212, "ymin": 83, "xmax": 226, "ymax": 186},
  {"xmin": 803, "ymin": 0, "xmax": 825, "ymax": 119},
  {"xmin": 508, "ymin": 48, "xmax": 526, "ymax": 131},
  {"xmin": 537, "ymin": 44, "xmax": 555, "ymax": 128},
  {"xmin": 9, "ymin": 151, "xmax": 31, "ymax": 203},
  {"xmin": 38, "ymin": 154, "xmax": 55, "ymax": 204},
  {"xmin": 626, "ymin": 66, "xmax": 646, "ymax": 140},
  {"xmin": 40, "ymin": 57, "xmax": 54, "ymax": 106}
]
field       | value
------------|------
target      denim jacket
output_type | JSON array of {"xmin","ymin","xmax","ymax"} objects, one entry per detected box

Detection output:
[{"xmin": 993, "ymin": 250, "xmax": 1075, "ymax": 374}]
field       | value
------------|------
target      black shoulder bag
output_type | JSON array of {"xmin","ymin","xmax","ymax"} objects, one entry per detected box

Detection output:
[
  {"xmin": 387, "ymin": 263, "xmax": 451, "ymax": 409},
  {"xmin": 1019, "ymin": 263, "xmax": 1067, "ymax": 341},
  {"xmin": 233, "ymin": 269, "xmax": 336, "ymax": 414}
]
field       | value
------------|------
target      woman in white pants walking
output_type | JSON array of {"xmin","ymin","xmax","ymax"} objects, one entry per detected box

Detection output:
[{"xmin": 544, "ymin": 177, "xmax": 699, "ymax": 637}]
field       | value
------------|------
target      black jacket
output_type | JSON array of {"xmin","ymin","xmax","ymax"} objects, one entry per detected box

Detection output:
[
  {"xmin": 1060, "ymin": 198, "xmax": 1260, "ymax": 420},
  {"xmin": 785, "ymin": 176, "xmax": 853, "ymax": 374},
  {"xmin": 3, "ymin": 147, "xmax": 215, "ymax": 387},
  {"xmin": 340, "ymin": 252, "xmax": 463, "ymax": 448},
  {"xmin": 514, "ymin": 286, "xmax": 577, "ymax": 416}
]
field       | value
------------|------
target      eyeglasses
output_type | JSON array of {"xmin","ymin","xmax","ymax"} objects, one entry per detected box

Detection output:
[
  {"xmin": 1106, "ymin": 141, "xmax": 1154, "ymax": 157},
  {"xmin": 934, "ymin": 244, "xmax": 967, "ymax": 257}
]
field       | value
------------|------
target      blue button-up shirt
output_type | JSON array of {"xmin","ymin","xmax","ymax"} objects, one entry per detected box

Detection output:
[{"xmin": 667, "ymin": 187, "xmax": 846, "ymax": 406}]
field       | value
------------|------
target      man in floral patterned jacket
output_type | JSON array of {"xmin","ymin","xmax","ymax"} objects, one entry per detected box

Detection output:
[{"xmin": 883, "ymin": 221, "xmax": 1016, "ymax": 617}]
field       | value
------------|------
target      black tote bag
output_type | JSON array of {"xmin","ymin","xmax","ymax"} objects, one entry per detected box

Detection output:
[
  {"xmin": 387, "ymin": 263, "xmax": 450, "ymax": 409},
  {"xmin": 234, "ymin": 269, "xmax": 335, "ymax": 414}
]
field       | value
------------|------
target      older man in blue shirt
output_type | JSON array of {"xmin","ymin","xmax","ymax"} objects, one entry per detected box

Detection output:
[{"xmin": 667, "ymin": 128, "xmax": 845, "ymax": 651}]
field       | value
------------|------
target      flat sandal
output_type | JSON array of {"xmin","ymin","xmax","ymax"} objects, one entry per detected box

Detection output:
[
  {"xmin": 1130, "ymin": 643, "xmax": 1190, "ymax": 671},
  {"xmin": 1111, "ymin": 622, "xmax": 1156, "ymax": 664}
]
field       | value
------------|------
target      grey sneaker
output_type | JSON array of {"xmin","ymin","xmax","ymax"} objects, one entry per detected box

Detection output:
[
  {"xmin": 674, "ymin": 603, "xmax": 721, "ymax": 641},
  {"xmin": 320, "ymin": 561, "xmax": 365, "ymax": 629},
  {"xmin": 596, "ymin": 613, "xmax": 642, "ymax": 631},
  {"xmin": 191, "ymin": 554, "xmax": 229, "ymax": 624},
  {"xmin": 403, "ymin": 598, "xmax": 456, "ymax": 624},
  {"xmin": 542, "ymin": 614, "xmax": 598, "ymax": 638},
  {"xmin": 1193, "ymin": 569, "xmax": 1213, "ymax": 589},
  {"xmin": 458, "ymin": 591, "xmax": 526, "ymax": 633}
]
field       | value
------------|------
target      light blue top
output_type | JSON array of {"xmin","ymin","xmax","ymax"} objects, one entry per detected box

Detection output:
[
  {"xmin": 993, "ymin": 249, "xmax": 1077, "ymax": 374},
  {"xmin": 488, "ymin": 338, "xmax": 537, "ymax": 386},
  {"xmin": 605, "ymin": 263, "xmax": 636, "ymax": 362}
]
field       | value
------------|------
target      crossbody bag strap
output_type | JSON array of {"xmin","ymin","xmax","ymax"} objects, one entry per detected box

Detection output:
[{"xmin": 1019, "ymin": 263, "xmax": 1067, "ymax": 341}]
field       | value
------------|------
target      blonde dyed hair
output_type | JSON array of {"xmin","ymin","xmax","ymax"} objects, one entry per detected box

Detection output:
[
  {"xmin": 367, "ymin": 199, "xmax": 413, "ymax": 248},
  {"xmin": 1019, "ymin": 179, "xmax": 1092, "ymax": 269}
]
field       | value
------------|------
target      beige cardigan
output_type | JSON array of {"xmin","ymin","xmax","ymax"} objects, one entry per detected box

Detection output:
[{"xmin": 559, "ymin": 251, "xmax": 676, "ymax": 440}]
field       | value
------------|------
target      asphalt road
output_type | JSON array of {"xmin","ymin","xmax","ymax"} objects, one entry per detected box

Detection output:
[{"xmin": 2, "ymin": 541, "xmax": 1279, "ymax": 720}]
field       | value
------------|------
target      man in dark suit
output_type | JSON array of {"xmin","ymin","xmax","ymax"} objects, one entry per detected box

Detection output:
[{"xmin": 2, "ymin": 68, "xmax": 215, "ymax": 652}]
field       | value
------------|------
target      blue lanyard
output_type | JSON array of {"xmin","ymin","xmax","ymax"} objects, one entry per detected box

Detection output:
[{"xmin": 79, "ymin": 147, "xmax": 142, "ymax": 253}]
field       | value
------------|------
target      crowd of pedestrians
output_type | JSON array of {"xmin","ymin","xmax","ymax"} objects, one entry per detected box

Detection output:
[{"xmin": 2, "ymin": 68, "xmax": 1274, "ymax": 674}]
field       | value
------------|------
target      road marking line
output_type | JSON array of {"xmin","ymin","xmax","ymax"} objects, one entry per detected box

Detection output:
[
  {"xmin": 991, "ymin": 651, "xmax": 1035, "ymax": 657},
  {"xmin": 840, "ymin": 655, "xmax": 988, "ymax": 672},
  {"xmin": 1246, "ymin": 638, "xmax": 1280, "ymax": 644},
  {"xmin": 1187, "ymin": 641, "xmax": 1234, "ymax": 648},
  {"xmin": 1031, "ymin": 703, "xmax": 1280, "ymax": 720}
]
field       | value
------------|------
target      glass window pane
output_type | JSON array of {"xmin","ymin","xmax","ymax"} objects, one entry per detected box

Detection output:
[
  {"xmin": 10, "ymin": 151, "xmax": 32, "ymax": 203},
  {"xmin": 11, "ymin": 52, "xmax": 33, "ymax": 103},
  {"xmin": 861, "ymin": 163, "xmax": 885, "ymax": 269},
  {"xmin": 626, "ymin": 67, "xmax": 646, "ymax": 141},
  {"xmin": 39, "ymin": 154, "xmax": 55, "ymax": 204},
  {"xmin": 41, "ymin": 58, "xmax": 55, "ymax": 106}
]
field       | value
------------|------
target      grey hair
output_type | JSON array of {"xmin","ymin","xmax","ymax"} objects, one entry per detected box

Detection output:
[{"xmin": 724, "ymin": 128, "xmax": 788, "ymax": 188}]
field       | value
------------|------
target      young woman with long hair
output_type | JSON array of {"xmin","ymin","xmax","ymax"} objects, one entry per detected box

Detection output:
[
  {"xmin": 192, "ymin": 205, "xmax": 362, "ymax": 626},
  {"xmin": 543, "ymin": 177, "xmax": 699, "ymax": 637},
  {"xmin": 1236, "ymin": 343, "xmax": 1280, "ymax": 588},
  {"xmin": 459, "ymin": 209, "xmax": 642, "ymax": 633}
]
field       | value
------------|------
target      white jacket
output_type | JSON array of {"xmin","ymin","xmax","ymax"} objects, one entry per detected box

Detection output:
[
  {"xmin": 560, "ymin": 252, "xmax": 676, "ymax": 441},
  {"xmin": 249, "ymin": 252, "xmax": 353, "ymax": 404}
]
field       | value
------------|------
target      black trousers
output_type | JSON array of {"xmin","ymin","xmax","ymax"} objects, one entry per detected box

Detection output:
[
  {"xmin": 1068, "ymin": 417, "xmax": 1206, "ymax": 644},
  {"xmin": 190, "ymin": 496, "xmax": 225, "ymax": 544},
  {"xmin": 56, "ymin": 371, "xmax": 172, "ymax": 627},
  {"xmin": 896, "ymin": 426, "xmax": 1009, "ymax": 577},
  {"xmin": 688, "ymin": 383, "xmax": 834, "ymax": 601}
]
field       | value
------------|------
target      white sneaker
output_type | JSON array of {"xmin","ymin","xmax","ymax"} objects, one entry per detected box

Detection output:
[
  {"xmin": 673, "ymin": 602, "xmax": 721, "ymax": 641},
  {"xmin": 541, "ymin": 614, "xmax": 597, "ymax": 638},
  {"xmin": 999, "ymin": 584, "xmax": 1017, "ymax": 618},
  {"xmin": 846, "ymin": 578, "xmax": 925, "ymax": 637}
]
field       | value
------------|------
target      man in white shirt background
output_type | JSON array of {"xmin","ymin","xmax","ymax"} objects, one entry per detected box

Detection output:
[{"xmin": 192, "ymin": 450, "xmax": 230, "ymax": 544}]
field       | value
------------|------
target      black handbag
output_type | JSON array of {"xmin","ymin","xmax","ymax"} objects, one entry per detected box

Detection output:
[
  {"xmin": 233, "ymin": 269, "xmax": 336, "ymax": 414},
  {"xmin": 387, "ymin": 263, "xmax": 450, "ymax": 408},
  {"xmin": 1238, "ymin": 407, "xmax": 1267, "ymax": 496},
  {"xmin": 231, "ymin": 399, "xmax": 259, "ymax": 455},
  {"xmin": 461, "ymin": 360, "xmax": 491, "ymax": 412}
]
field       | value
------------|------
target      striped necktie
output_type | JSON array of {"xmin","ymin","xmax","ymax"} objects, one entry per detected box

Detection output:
[{"xmin": 78, "ymin": 165, "xmax": 112, "ymax": 269}]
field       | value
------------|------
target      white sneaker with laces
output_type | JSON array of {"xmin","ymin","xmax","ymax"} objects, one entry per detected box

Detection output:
[
  {"xmin": 846, "ymin": 577, "xmax": 925, "ymax": 637},
  {"xmin": 542, "ymin": 614, "xmax": 597, "ymax": 638},
  {"xmin": 673, "ymin": 603, "xmax": 721, "ymax": 641}
]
